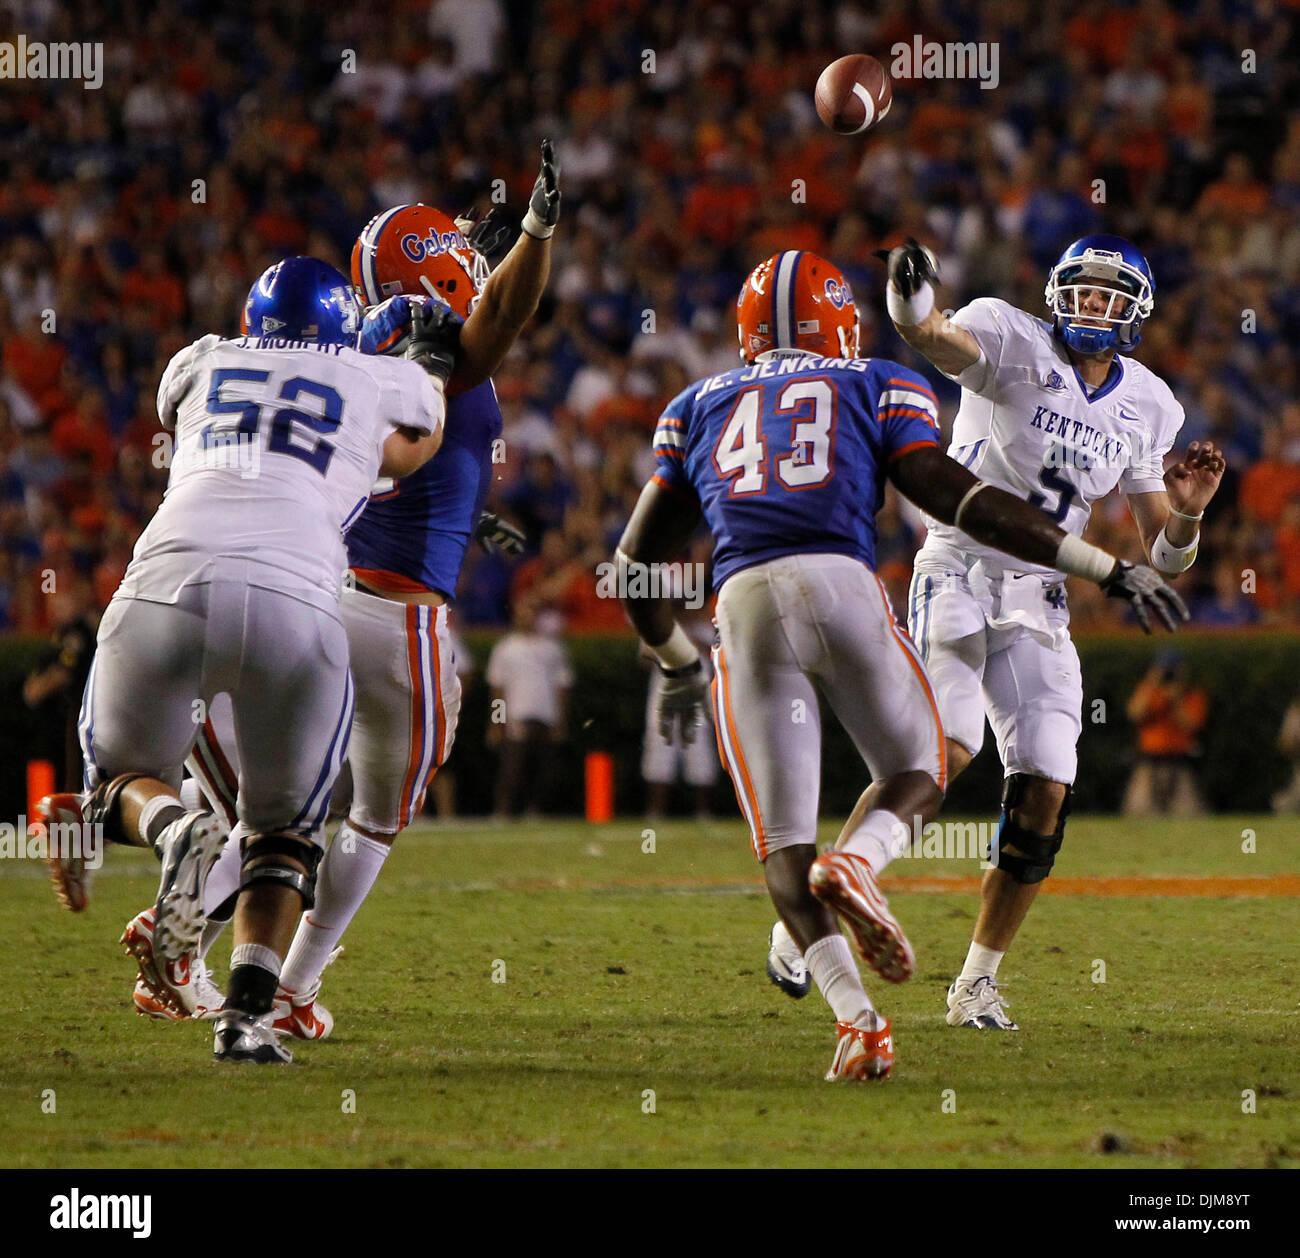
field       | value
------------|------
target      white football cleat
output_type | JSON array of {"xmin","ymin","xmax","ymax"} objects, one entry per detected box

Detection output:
[
  {"xmin": 766, "ymin": 920, "xmax": 811, "ymax": 998},
  {"xmin": 123, "ymin": 906, "xmax": 226, "ymax": 1020},
  {"xmin": 213, "ymin": 1010, "xmax": 292, "ymax": 1063},
  {"xmin": 152, "ymin": 811, "xmax": 228, "ymax": 960},
  {"xmin": 192, "ymin": 965, "xmax": 225, "ymax": 1021},
  {"xmin": 946, "ymin": 975, "xmax": 1018, "ymax": 1030},
  {"xmin": 825, "ymin": 1013, "xmax": 894, "ymax": 1081}
]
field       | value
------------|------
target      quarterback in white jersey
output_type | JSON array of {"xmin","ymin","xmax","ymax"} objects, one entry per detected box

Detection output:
[
  {"xmin": 42, "ymin": 257, "xmax": 457, "ymax": 1063},
  {"xmin": 858, "ymin": 235, "xmax": 1226, "ymax": 1030}
]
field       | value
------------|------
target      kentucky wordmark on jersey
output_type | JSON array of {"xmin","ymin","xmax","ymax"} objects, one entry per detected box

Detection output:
[{"xmin": 929, "ymin": 297, "xmax": 1184, "ymax": 575}]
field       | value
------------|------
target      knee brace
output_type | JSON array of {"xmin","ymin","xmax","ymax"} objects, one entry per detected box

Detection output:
[
  {"xmin": 993, "ymin": 774, "xmax": 1072, "ymax": 885},
  {"xmin": 239, "ymin": 833, "xmax": 323, "ymax": 909},
  {"xmin": 84, "ymin": 772, "xmax": 151, "ymax": 845}
]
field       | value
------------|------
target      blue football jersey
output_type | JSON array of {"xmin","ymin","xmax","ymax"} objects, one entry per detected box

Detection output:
[
  {"xmin": 346, "ymin": 295, "xmax": 503, "ymax": 598},
  {"xmin": 652, "ymin": 353, "xmax": 940, "ymax": 587},
  {"xmin": 346, "ymin": 378, "xmax": 501, "ymax": 597}
]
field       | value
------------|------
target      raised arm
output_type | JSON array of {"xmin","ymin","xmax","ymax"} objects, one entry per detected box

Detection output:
[
  {"xmin": 878, "ymin": 239, "xmax": 982, "ymax": 378},
  {"xmin": 455, "ymin": 140, "xmax": 561, "ymax": 390}
]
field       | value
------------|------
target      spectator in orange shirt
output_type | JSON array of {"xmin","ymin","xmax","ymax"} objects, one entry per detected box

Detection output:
[
  {"xmin": 1240, "ymin": 426, "xmax": 1300, "ymax": 525},
  {"xmin": 1197, "ymin": 153, "xmax": 1270, "ymax": 224},
  {"xmin": 120, "ymin": 245, "xmax": 186, "ymax": 333},
  {"xmin": 1122, "ymin": 650, "xmax": 1210, "ymax": 816},
  {"xmin": 50, "ymin": 391, "xmax": 116, "ymax": 477},
  {"xmin": 1275, "ymin": 499, "xmax": 1300, "ymax": 607},
  {"xmin": 681, "ymin": 151, "xmax": 760, "ymax": 248},
  {"xmin": 1, "ymin": 311, "xmax": 67, "ymax": 414}
]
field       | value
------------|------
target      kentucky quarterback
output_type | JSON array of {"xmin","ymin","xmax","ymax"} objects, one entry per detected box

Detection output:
[{"xmin": 771, "ymin": 234, "xmax": 1225, "ymax": 1032}]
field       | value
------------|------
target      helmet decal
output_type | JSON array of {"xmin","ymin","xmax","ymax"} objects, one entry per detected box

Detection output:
[
  {"xmin": 737, "ymin": 251, "xmax": 860, "ymax": 362},
  {"xmin": 351, "ymin": 204, "xmax": 488, "ymax": 318},
  {"xmin": 1044, "ymin": 234, "xmax": 1155, "ymax": 355}
]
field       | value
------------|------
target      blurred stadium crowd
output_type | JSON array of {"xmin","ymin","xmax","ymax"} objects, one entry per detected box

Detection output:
[{"xmin": 1, "ymin": 0, "xmax": 1298, "ymax": 638}]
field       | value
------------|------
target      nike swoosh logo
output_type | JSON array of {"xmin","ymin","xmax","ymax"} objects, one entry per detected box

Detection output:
[{"xmin": 1118, "ymin": 408, "xmax": 1141, "ymax": 423}]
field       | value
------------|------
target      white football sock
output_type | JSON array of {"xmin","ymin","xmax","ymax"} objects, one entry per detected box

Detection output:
[
  {"xmin": 959, "ymin": 941, "xmax": 1004, "ymax": 982},
  {"xmin": 198, "ymin": 917, "xmax": 228, "ymax": 963},
  {"xmin": 840, "ymin": 809, "xmax": 911, "ymax": 874},
  {"xmin": 230, "ymin": 942, "xmax": 281, "ymax": 978},
  {"xmin": 279, "ymin": 824, "xmax": 390, "ymax": 995},
  {"xmin": 203, "ymin": 836, "xmax": 242, "ymax": 918},
  {"xmin": 138, "ymin": 793, "xmax": 185, "ymax": 849},
  {"xmin": 805, "ymin": 932, "xmax": 874, "ymax": 1026}
]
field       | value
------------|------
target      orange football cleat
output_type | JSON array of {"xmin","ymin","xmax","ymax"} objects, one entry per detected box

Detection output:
[
  {"xmin": 808, "ymin": 850, "xmax": 915, "ymax": 983},
  {"xmin": 37, "ymin": 793, "xmax": 93, "ymax": 912},
  {"xmin": 122, "ymin": 907, "xmax": 223, "ymax": 1020},
  {"xmin": 826, "ymin": 1016, "xmax": 894, "ymax": 1081},
  {"xmin": 271, "ymin": 987, "xmax": 334, "ymax": 1040}
]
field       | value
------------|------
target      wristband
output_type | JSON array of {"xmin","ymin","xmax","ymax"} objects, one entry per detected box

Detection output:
[
  {"xmin": 649, "ymin": 623, "xmax": 699, "ymax": 671},
  {"xmin": 521, "ymin": 208, "xmax": 554, "ymax": 240},
  {"xmin": 886, "ymin": 279, "xmax": 934, "ymax": 326},
  {"xmin": 1168, "ymin": 505, "xmax": 1203, "ymax": 522},
  {"xmin": 1055, "ymin": 533, "xmax": 1119, "ymax": 584},
  {"xmin": 953, "ymin": 482, "xmax": 991, "ymax": 532},
  {"xmin": 1150, "ymin": 523, "xmax": 1199, "ymax": 575}
]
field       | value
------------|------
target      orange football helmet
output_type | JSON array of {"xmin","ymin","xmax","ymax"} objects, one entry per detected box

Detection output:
[
  {"xmin": 736, "ymin": 251, "xmax": 860, "ymax": 362},
  {"xmin": 350, "ymin": 204, "xmax": 489, "ymax": 317}
]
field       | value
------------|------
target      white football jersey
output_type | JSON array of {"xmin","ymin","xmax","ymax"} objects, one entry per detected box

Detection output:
[
  {"xmin": 119, "ymin": 334, "xmax": 444, "ymax": 608},
  {"xmin": 924, "ymin": 298, "xmax": 1184, "ymax": 577}
]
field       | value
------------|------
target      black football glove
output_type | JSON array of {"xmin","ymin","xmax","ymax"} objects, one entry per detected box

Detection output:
[
  {"xmin": 474, "ymin": 509, "xmax": 526, "ymax": 556},
  {"xmin": 457, "ymin": 205, "xmax": 515, "ymax": 266},
  {"xmin": 874, "ymin": 236, "xmax": 940, "ymax": 298},
  {"xmin": 405, "ymin": 300, "xmax": 463, "ymax": 385},
  {"xmin": 1100, "ymin": 561, "xmax": 1190, "ymax": 634},
  {"xmin": 521, "ymin": 138, "xmax": 561, "ymax": 240},
  {"xmin": 654, "ymin": 658, "xmax": 707, "ymax": 745}
]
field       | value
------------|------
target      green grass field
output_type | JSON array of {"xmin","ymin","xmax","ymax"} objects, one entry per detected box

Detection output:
[{"xmin": 1, "ymin": 815, "xmax": 1296, "ymax": 1168}]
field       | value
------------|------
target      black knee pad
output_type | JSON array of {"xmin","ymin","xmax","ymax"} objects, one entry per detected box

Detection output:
[
  {"xmin": 84, "ymin": 772, "xmax": 151, "ymax": 845},
  {"xmin": 239, "ymin": 833, "xmax": 323, "ymax": 909},
  {"xmin": 994, "ymin": 775, "xmax": 1072, "ymax": 885}
]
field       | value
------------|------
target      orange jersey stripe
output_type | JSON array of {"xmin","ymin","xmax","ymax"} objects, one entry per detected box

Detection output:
[
  {"xmin": 887, "ymin": 438, "xmax": 939, "ymax": 463},
  {"xmin": 398, "ymin": 605, "xmax": 425, "ymax": 821},
  {"xmin": 202, "ymin": 718, "xmax": 239, "ymax": 796},
  {"xmin": 429, "ymin": 608, "xmax": 446, "ymax": 771},
  {"xmin": 885, "ymin": 377, "xmax": 939, "ymax": 402},
  {"xmin": 351, "ymin": 567, "xmax": 435, "ymax": 595},
  {"xmin": 872, "ymin": 573, "xmax": 947, "ymax": 789},
  {"xmin": 717, "ymin": 646, "xmax": 767, "ymax": 858}
]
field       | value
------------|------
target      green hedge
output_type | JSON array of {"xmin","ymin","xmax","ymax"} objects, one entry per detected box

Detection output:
[{"xmin": 2, "ymin": 631, "xmax": 1294, "ymax": 821}]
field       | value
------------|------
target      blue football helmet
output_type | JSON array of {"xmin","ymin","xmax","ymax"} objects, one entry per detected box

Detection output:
[
  {"xmin": 242, "ymin": 256, "xmax": 361, "ymax": 348},
  {"xmin": 1044, "ymin": 234, "xmax": 1154, "ymax": 355}
]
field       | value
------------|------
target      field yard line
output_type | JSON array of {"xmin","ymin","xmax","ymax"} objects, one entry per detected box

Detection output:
[
  {"xmin": 429, "ymin": 873, "xmax": 1300, "ymax": 897},
  {"xmin": 893, "ymin": 874, "xmax": 1300, "ymax": 897}
]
